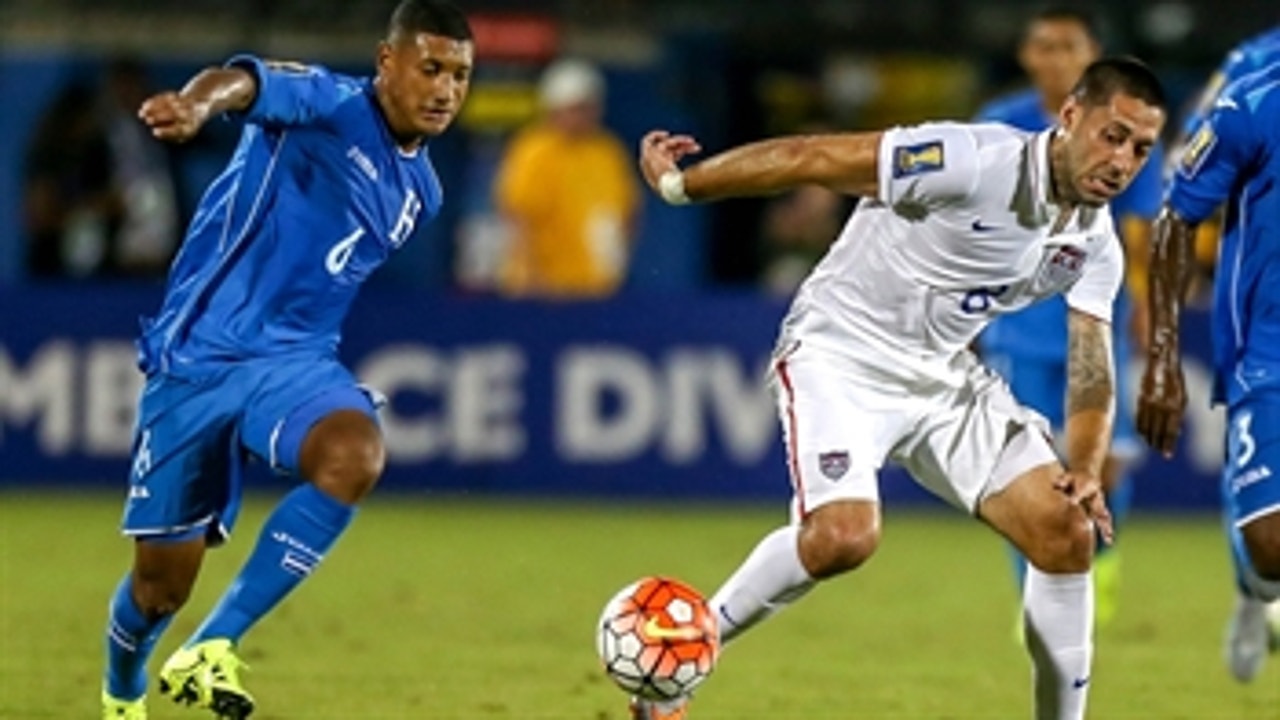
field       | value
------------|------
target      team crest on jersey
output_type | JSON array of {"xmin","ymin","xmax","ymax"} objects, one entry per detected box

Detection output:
[
  {"xmin": 1179, "ymin": 124, "xmax": 1217, "ymax": 178},
  {"xmin": 818, "ymin": 450, "xmax": 851, "ymax": 480},
  {"xmin": 893, "ymin": 141, "xmax": 945, "ymax": 178},
  {"xmin": 1040, "ymin": 245, "xmax": 1087, "ymax": 288}
]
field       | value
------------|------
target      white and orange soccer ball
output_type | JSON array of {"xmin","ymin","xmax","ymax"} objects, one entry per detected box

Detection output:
[{"xmin": 596, "ymin": 576, "xmax": 720, "ymax": 700}]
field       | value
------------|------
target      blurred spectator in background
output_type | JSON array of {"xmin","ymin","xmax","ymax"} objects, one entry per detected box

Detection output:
[
  {"xmin": 23, "ymin": 81, "xmax": 107, "ymax": 277},
  {"xmin": 757, "ymin": 182, "xmax": 845, "ymax": 296},
  {"xmin": 22, "ymin": 56, "xmax": 179, "ymax": 279},
  {"xmin": 491, "ymin": 58, "xmax": 640, "ymax": 298},
  {"xmin": 973, "ymin": 5, "xmax": 1164, "ymax": 631},
  {"xmin": 756, "ymin": 115, "xmax": 854, "ymax": 296}
]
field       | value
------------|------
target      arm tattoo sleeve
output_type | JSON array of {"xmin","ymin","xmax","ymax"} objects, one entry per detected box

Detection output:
[{"xmin": 1067, "ymin": 312, "xmax": 1115, "ymax": 417}]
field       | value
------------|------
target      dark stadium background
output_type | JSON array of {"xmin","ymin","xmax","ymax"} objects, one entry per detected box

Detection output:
[
  {"xmin": 4, "ymin": 3, "xmax": 1279, "ymax": 718},
  {"xmin": 0, "ymin": 0, "xmax": 1246, "ymax": 507}
]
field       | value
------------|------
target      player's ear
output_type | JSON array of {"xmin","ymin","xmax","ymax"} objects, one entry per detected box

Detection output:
[
  {"xmin": 1058, "ymin": 95, "xmax": 1082, "ymax": 131},
  {"xmin": 375, "ymin": 41, "xmax": 394, "ymax": 78}
]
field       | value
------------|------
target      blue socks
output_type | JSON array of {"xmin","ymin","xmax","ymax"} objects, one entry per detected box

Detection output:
[
  {"xmin": 104, "ymin": 575, "xmax": 173, "ymax": 701},
  {"xmin": 191, "ymin": 484, "xmax": 354, "ymax": 645},
  {"xmin": 104, "ymin": 484, "xmax": 354, "ymax": 699}
]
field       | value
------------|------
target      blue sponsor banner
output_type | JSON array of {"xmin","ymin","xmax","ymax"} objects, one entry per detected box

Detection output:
[{"xmin": 0, "ymin": 286, "xmax": 1225, "ymax": 509}]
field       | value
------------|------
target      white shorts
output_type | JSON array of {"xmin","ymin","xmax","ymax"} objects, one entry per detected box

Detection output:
[{"xmin": 769, "ymin": 342, "xmax": 1058, "ymax": 518}]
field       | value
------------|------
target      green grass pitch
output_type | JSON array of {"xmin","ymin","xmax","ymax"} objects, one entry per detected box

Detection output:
[{"xmin": 1, "ymin": 489, "xmax": 1277, "ymax": 718}]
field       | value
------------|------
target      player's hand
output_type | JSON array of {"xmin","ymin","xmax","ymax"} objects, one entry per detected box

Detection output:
[
  {"xmin": 138, "ymin": 91, "xmax": 210, "ymax": 143},
  {"xmin": 638, "ymin": 130, "xmax": 702, "ymax": 191},
  {"xmin": 1136, "ymin": 348, "xmax": 1187, "ymax": 458},
  {"xmin": 1053, "ymin": 471, "xmax": 1114, "ymax": 545}
]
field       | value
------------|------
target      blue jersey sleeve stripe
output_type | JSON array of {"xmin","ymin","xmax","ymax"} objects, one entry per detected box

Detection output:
[
  {"xmin": 225, "ymin": 54, "xmax": 348, "ymax": 127},
  {"xmin": 157, "ymin": 132, "xmax": 289, "ymax": 368}
]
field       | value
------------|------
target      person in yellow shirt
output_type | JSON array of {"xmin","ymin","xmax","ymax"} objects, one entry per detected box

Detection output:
[{"xmin": 494, "ymin": 58, "xmax": 640, "ymax": 298}]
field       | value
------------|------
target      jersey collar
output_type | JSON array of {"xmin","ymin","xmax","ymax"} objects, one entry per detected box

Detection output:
[
  {"xmin": 1028, "ymin": 129, "xmax": 1055, "ymax": 221},
  {"xmin": 1024, "ymin": 128, "xmax": 1100, "ymax": 235},
  {"xmin": 364, "ymin": 79, "xmax": 426, "ymax": 160},
  {"xmin": 1023, "ymin": 128, "xmax": 1077, "ymax": 230}
]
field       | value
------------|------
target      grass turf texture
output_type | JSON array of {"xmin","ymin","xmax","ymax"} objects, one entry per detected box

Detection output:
[{"xmin": 1, "ymin": 490, "xmax": 1277, "ymax": 718}]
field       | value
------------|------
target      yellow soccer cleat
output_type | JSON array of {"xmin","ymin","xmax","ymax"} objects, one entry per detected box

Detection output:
[
  {"xmin": 102, "ymin": 689, "xmax": 147, "ymax": 719},
  {"xmin": 1268, "ymin": 600, "xmax": 1280, "ymax": 653},
  {"xmin": 158, "ymin": 639, "xmax": 255, "ymax": 719},
  {"xmin": 1093, "ymin": 551, "xmax": 1122, "ymax": 629},
  {"xmin": 630, "ymin": 696, "xmax": 690, "ymax": 720}
]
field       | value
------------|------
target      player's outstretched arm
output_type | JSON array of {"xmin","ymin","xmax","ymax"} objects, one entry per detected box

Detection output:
[
  {"xmin": 138, "ymin": 67, "xmax": 258, "ymax": 143},
  {"xmin": 1136, "ymin": 206, "xmax": 1196, "ymax": 457},
  {"xmin": 1061, "ymin": 309, "xmax": 1117, "ymax": 542},
  {"xmin": 640, "ymin": 129, "xmax": 883, "ymax": 204}
]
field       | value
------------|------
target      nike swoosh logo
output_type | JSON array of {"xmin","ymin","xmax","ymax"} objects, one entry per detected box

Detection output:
[
  {"xmin": 719, "ymin": 606, "xmax": 739, "ymax": 629},
  {"xmin": 643, "ymin": 616, "xmax": 703, "ymax": 642},
  {"xmin": 1072, "ymin": 676, "xmax": 1090, "ymax": 689},
  {"xmin": 971, "ymin": 218, "xmax": 999, "ymax": 232}
]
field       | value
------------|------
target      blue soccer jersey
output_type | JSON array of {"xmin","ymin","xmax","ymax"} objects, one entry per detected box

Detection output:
[
  {"xmin": 1168, "ymin": 62, "xmax": 1280, "ymax": 407},
  {"xmin": 1179, "ymin": 26, "xmax": 1280, "ymax": 138},
  {"xmin": 137, "ymin": 55, "xmax": 443, "ymax": 376},
  {"xmin": 975, "ymin": 89, "xmax": 1164, "ymax": 361}
]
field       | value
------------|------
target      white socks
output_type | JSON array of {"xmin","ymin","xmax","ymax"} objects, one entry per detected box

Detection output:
[
  {"xmin": 709, "ymin": 526, "xmax": 815, "ymax": 645},
  {"xmin": 709, "ymin": 525, "xmax": 1095, "ymax": 720},
  {"xmin": 1023, "ymin": 567, "xmax": 1093, "ymax": 720}
]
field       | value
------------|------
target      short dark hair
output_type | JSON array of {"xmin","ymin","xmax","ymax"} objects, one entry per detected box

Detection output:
[
  {"xmin": 1023, "ymin": 5, "xmax": 1102, "ymax": 46},
  {"xmin": 389, "ymin": 0, "xmax": 473, "ymax": 42},
  {"xmin": 1070, "ymin": 56, "xmax": 1166, "ymax": 111}
]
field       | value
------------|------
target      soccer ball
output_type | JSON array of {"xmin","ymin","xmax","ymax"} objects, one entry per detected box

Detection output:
[{"xmin": 595, "ymin": 576, "xmax": 720, "ymax": 700}]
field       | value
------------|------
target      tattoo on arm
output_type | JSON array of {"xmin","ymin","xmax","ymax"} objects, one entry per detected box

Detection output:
[{"xmin": 1067, "ymin": 312, "xmax": 1115, "ymax": 416}]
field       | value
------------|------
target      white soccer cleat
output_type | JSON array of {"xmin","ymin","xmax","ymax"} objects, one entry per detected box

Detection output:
[{"xmin": 1225, "ymin": 595, "xmax": 1271, "ymax": 683}]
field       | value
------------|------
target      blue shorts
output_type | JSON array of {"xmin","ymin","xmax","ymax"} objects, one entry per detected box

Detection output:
[
  {"xmin": 984, "ymin": 345, "xmax": 1140, "ymax": 460},
  {"xmin": 121, "ymin": 356, "xmax": 380, "ymax": 545},
  {"xmin": 1224, "ymin": 393, "xmax": 1280, "ymax": 528}
]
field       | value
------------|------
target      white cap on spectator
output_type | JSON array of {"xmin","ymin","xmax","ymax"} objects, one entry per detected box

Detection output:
[{"xmin": 539, "ymin": 59, "xmax": 604, "ymax": 110}]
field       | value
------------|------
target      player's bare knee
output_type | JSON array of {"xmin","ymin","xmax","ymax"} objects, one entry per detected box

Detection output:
[
  {"xmin": 798, "ymin": 503, "xmax": 881, "ymax": 578},
  {"xmin": 131, "ymin": 538, "xmax": 203, "ymax": 619},
  {"xmin": 1023, "ymin": 510, "xmax": 1094, "ymax": 574},
  {"xmin": 311, "ymin": 436, "xmax": 385, "ymax": 503},
  {"xmin": 131, "ymin": 570, "xmax": 193, "ymax": 619},
  {"xmin": 301, "ymin": 411, "xmax": 386, "ymax": 504},
  {"xmin": 1242, "ymin": 517, "xmax": 1280, "ymax": 580}
]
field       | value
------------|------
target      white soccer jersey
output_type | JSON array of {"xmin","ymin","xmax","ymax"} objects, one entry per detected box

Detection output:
[{"xmin": 779, "ymin": 122, "xmax": 1124, "ymax": 388}]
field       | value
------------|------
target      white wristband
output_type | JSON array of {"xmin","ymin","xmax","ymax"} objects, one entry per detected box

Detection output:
[{"xmin": 658, "ymin": 170, "xmax": 691, "ymax": 205}]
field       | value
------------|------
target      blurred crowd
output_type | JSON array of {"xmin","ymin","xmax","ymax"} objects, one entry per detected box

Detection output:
[
  {"xmin": 7, "ymin": 3, "xmax": 1269, "ymax": 299},
  {"xmin": 23, "ymin": 58, "xmax": 180, "ymax": 279}
]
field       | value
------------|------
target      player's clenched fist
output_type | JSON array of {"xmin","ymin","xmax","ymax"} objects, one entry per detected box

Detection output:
[
  {"xmin": 138, "ymin": 92, "xmax": 210, "ymax": 143},
  {"xmin": 137, "ymin": 66, "xmax": 256, "ymax": 144}
]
